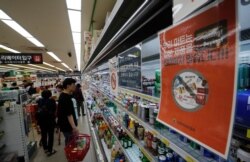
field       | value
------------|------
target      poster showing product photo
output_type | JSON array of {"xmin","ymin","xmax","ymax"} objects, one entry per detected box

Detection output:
[{"xmin": 157, "ymin": 0, "xmax": 237, "ymax": 158}]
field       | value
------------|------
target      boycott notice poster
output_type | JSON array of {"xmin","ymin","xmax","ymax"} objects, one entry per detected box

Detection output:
[
  {"xmin": 157, "ymin": 0, "xmax": 236, "ymax": 158},
  {"xmin": 109, "ymin": 57, "xmax": 118, "ymax": 96},
  {"xmin": 118, "ymin": 45, "xmax": 142, "ymax": 90}
]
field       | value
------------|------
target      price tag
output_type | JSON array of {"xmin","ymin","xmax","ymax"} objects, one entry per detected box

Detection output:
[
  {"xmin": 151, "ymin": 130, "xmax": 158, "ymax": 136},
  {"xmin": 141, "ymin": 149, "xmax": 152, "ymax": 161},
  {"xmin": 185, "ymin": 156, "xmax": 195, "ymax": 162},
  {"xmin": 161, "ymin": 138, "xmax": 170, "ymax": 147},
  {"xmin": 247, "ymin": 129, "xmax": 250, "ymax": 138}
]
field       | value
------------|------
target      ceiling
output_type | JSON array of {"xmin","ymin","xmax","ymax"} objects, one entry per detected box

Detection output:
[{"xmin": 0, "ymin": 0, "xmax": 115, "ymax": 72}]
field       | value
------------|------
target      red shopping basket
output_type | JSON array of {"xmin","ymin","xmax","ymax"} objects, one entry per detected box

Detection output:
[{"xmin": 64, "ymin": 134, "xmax": 91, "ymax": 162}]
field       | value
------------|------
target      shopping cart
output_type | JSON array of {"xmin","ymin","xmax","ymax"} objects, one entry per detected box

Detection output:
[{"xmin": 64, "ymin": 134, "xmax": 91, "ymax": 162}]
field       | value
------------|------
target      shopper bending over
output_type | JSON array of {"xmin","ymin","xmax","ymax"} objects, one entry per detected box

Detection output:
[
  {"xmin": 36, "ymin": 90, "xmax": 57, "ymax": 156},
  {"xmin": 74, "ymin": 83, "xmax": 85, "ymax": 116},
  {"xmin": 58, "ymin": 78, "xmax": 79, "ymax": 145}
]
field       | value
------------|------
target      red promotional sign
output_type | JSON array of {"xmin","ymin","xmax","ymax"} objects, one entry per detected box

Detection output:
[{"xmin": 157, "ymin": 0, "xmax": 236, "ymax": 158}]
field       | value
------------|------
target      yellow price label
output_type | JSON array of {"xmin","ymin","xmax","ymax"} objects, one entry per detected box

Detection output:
[
  {"xmin": 185, "ymin": 156, "xmax": 195, "ymax": 162},
  {"xmin": 151, "ymin": 130, "xmax": 158, "ymax": 136},
  {"xmin": 247, "ymin": 129, "xmax": 250, "ymax": 138},
  {"xmin": 161, "ymin": 138, "xmax": 170, "ymax": 147}
]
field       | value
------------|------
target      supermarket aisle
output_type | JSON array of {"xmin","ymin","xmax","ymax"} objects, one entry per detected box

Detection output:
[{"xmin": 31, "ymin": 115, "xmax": 97, "ymax": 162}]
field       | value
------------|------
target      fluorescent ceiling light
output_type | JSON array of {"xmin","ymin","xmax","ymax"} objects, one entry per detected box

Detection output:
[
  {"xmin": 2, "ymin": 20, "xmax": 33, "ymax": 38},
  {"xmin": 0, "ymin": 44, "xmax": 20, "ymax": 53},
  {"xmin": 0, "ymin": 68, "xmax": 19, "ymax": 71},
  {"xmin": 43, "ymin": 62, "xmax": 55, "ymax": 67},
  {"xmin": 8, "ymin": 64, "xmax": 52, "ymax": 72},
  {"xmin": 68, "ymin": 10, "xmax": 81, "ymax": 32},
  {"xmin": 55, "ymin": 67, "xmax": 66, "ymax": 72},
  {"xmin": 0, "ymin": 65, "xmax": 19, "ymax": 70},
  {"xmin": 0, "ymin": 10, "xmax": 44, "ymax": 47},
  {"xmin": 72, "ymin": 32, "xmax": 81, "ymax": 44},
  {"xmin": 28, "ymin": 64, "xmax": 57, "ymax": 72},
  {"xmin": 74, "ymin": 43, "xmax": 81, "ymax": 71},
  {"xmin": 61, "ymin": 63, "xmax": 70, "ymax": 69},
  {"xmin": 26, "ymin": 37, "xmax": 44, "ymax": 47},
  {"xmin": 0, "ymin": 10, "xmax": 11, "ymax": 20},
  {"xmin": 47, "ymin": 52, "xmax": 62, "ymax": 62},
  {"xmin": 66, "ymin": 0, "xmax": 81, "ymax": 10},
  {"xmin": 66, "ymin": 0, "xmax": 82, "ymax": 72}
]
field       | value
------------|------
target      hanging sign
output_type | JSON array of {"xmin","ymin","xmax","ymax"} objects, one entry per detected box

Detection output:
[
  {"xmin": 157, "ymin": 0, "xmax": 236, "ymax": 158},
  {"xmin": 109, "ymin": 57, "xmax": 118, "ymax": 96},
  {"xmin": 118, "ymin": 45, "xmax": 142, "ymax": 90},
  {"xmin": 0, "ymin": 53, "xmax": 43, "ymax": 64}
]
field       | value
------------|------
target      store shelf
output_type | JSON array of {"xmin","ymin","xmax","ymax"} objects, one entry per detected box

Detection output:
[
  {"xmin": 122, "ymin": 125, "xmax": 156, "ymax": 162},
  {"xmin": 97, "ymin": 89, "xmax": 206, "ymax": 162},
  {"xmin": 86, "ymin": 109, "xmax": 105, "ymax": 162},
  {"xmin": 101, "ymin": 113, "xmax": 133, "ymax": 162},
  {"xmin": 101, "ymin": 139, "xmax": 111, "ymax": 162},
  {"xmin": 119, "ymin": 87, "xmax": 160, "ymax": 103},
  {"xmin": 100, "ymin": 107, "xmax": 156, "ymax": 162}
]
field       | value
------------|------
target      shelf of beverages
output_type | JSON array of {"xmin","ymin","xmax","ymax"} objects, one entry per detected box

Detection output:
[
  {"xmin": 90, "ymin": 107, "xmax": 130, "ymax": 162},
  {"xmin": 86, "ymin": 108, "xmax": 105, "ymax": 162},
  {"xmin": 94, "ymin": 87, "xmax": 223, "ymax": 162},
  {"xmin": 90, "ymin": 89, "xmax": 193, "ymax": 162},
  {"xmin": 101, "ymin": 107, "xmax": 155, "ymax": 162}
]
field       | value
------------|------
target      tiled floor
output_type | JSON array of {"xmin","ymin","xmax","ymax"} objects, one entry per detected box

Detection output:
[{"xmin": 30, "ymin": 115, "xmax": 97, "ymax": 162}]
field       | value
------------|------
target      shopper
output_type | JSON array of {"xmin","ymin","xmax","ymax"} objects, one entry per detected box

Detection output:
[
  {"xmin": 73, "ymin": 84, "xmax": 85, "ymax": 116},
  {"xmin": 56, "ymin": 84, "xmax": 63, "ymax": 100},
  {"xmin": 10, "ymin": 82, "xmax": 19, "ymax": 90},
  {"xmin": 55, "ymin": 84, "xmax": 63, "ymax": 144},
  {"xmin": 36, "ymin": 90, "xmax": 57, "ymax": 156},
  {"xmin": 27, "ymin": 82, "xmax": 36, "ymax": 95},
  {"xmin": 1, "ymin": 83, "xmax": 9, "ymax": 91},
  {"xmin": 57, "ymin": 78, "xmax": 79, "ymax": 146}
]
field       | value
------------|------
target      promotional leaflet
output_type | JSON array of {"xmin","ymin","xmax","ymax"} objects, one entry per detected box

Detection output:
[
  {"xmin": 0, "ymin": 53, "xmax": 43, "ymax": 64},
  {"xmin": 157, "ymin": 0, "xmax": 236, "ymax": 158},
  {"xmin": 118, "ymin": 45, "xmax": 142, "ymax": 90},
  {"xmin": 109, "ymin": 57, "xmax": 118, "ymax": 96}
]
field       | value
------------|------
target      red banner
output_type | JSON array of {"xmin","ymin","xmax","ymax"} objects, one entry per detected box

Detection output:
[{"xmin": 157, "ymin": 0, "xmax": 236, "ymax": 158}]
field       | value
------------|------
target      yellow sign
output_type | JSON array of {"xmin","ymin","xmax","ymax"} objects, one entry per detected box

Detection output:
[
  {"xmin": 185, "ymin": 156, "xmax": 195, "ymax": 162},
  {"xmin": 151, "ymin": 130, "xmax": 158, "ymax": 136},
  {"xmin": 247, "ymin": 129, "xmax": 250, "ymax": 138},
  {"xmin": 161, "ymin": 138, "xmax": 170, "ymax": 147}
]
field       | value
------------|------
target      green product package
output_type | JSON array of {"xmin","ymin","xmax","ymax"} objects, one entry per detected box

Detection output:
[{"xmin": 155, "ymin": 69, "xmax": 161, "ymax": 83}]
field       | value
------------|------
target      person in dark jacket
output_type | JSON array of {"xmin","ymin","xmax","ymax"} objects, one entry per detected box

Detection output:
[
  {"xmin": 36, "ymin": 90, "xmax": 57, "ymax": 156},
  {"xmin": 73, "ymin": 84, "xmax": 85, "ymax": 116},
  {"xmin": 10, "ymin": 82, "xmax": 19, "ymax": 90}
]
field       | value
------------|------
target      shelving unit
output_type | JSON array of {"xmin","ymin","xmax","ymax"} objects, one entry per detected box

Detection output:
[
  {"xmin": 121, "ymin": 125, "xmax": 156, "ymax": 162},
  {"xmin": 86, "ymin": 108, "xmax": 105, "ymax": 162},
  {"xmin": 101, "ymin": 112, "xmax": 133, "ymax": 162},
  {"xmin": 101, "ymin": 139, "xmax": 111, "ymax": 162},
  {"xmin": 119, "ymin": 87, "xmax": 160, "ymax": 103},
  {"xmin": 94, "ymin": 87, "xmax": 218, "ymax": 162}
]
